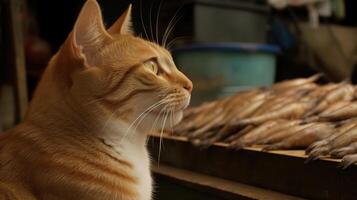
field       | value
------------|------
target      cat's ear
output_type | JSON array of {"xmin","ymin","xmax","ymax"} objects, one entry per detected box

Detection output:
[
  {"xmin": 70, "ymin": 0, "xmax": 111, "ymax": 65},
  {"xmin": 108, "ymin": 4, "xmax": 134, "ymax": 35}
]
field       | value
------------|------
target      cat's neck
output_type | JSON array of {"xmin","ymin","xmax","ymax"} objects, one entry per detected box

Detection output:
[{"xmin": 99, "ymin": 119, "xmax": 148, "ymax": 148}]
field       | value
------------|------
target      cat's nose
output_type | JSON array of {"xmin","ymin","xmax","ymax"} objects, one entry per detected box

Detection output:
[
  {"xmin": 183, "ymin": 79, "xmax": 193, "ymax": 93},
  {"xmin": 175, "ymin": 70, "xmax": 193, "ymax": 93}
]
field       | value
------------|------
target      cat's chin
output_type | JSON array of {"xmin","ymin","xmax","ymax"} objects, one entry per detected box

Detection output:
[{"xmin": 171, "ymin": 110, "xmax": 183, "ymax": 125}]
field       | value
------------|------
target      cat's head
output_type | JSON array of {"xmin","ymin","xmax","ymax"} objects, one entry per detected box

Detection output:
[{"xmin": 58, "ymin": 0, "xmax": 192, "ymax": 132}]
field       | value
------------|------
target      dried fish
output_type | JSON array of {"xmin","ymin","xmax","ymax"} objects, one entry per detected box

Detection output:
[
  {"xmin": 263, "ymin": 123, "xmax": 335, "ymax": 151},
  {"xmin": 307, "ymin": 120, "xmax": 357, "ymax": 161},
  {"xmin": 318, "ymin": 102, "xmax": 357, "ymax": 121},
  {"xmin": 233, "ymin": 101, "xmax": 314, "ymax": 126},
  {"xmin": 330, "ymin": 141, "xmax": 357, "ymax": 158},
  {"xmin": 224, "ymin": 125, "xmax": 255, "ymax": 143},
  {"xmin": 189, "ymin": 92, "xmax": 271, "ymax": 143},
  {"xmin": 271, "ymin": 74, "xmax": 321, "ymax": 91},
  {"xmin": 340, "ymin": 154, "xmax": 357, "ymax": 169},
  {"xmin": 308, "ymin": 83, "xmax": 355, "ymax": 115},
  {"xmin": 230, "ymin": 120, "xmax": 301, "ymax": 149},
  {"xmin": 172, "ymin": 77, "xmax": 357, "ymax": 158},
  {"xmin": 325, "ymin": 126, "xmax": 357, "ymax": 150},
  {"xmin": 259, "ymin": 123, "xmax": 314, "ymax": 145},
  {"xmin": 303, "ymin": 101, "xmax": 351, "ymax": 123}
]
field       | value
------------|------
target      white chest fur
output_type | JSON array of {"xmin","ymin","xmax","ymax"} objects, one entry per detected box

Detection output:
[
  {"xmin": 101, "ymin": 121, "xmax": 152, "ymax": 200},
  {"xmin": 117, "ymin": 141, "xmax": 152, "ymax": 200}
]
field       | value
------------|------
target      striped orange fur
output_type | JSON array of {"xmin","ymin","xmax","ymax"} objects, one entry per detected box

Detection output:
[{"xmin": 0, "ymin": 0, "xmax": 192, "ymax": 199}]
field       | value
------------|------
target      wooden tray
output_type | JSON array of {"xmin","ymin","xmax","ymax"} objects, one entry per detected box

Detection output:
[
  {"xmin": 152, "ymin": 164, "xmax": 304, "ymax": 200},
  {"xmin": 148, "ymin": 134, "xmax": 357, "ymax": 200}
]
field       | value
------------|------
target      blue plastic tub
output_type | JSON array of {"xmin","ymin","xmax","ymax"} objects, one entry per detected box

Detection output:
[{"xmin": 173, "ymin": 43, "xmax": 280, "ymax": 105}]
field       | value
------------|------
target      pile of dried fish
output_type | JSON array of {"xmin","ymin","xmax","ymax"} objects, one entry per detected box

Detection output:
[
  {"xmin": 172, "ymin": 74, "xmax": 357, "ymax": 167},
  {"xmin": 306, "ymin": 118, "xmax": 357, "ymax": 168}
]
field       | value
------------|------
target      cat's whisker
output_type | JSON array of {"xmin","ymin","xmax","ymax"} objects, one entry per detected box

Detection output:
[
  {"xmin": 122, "ymin": 97, "xmax": 176, "ymax": 143},
  {"xmin": 163, "ymin": 14, "xmax": 184, "ymax": 48},
  {"xmin": 135, "ymin": 97, "xmax": 176, "ymax": 129},
  {"xmin": 149, "ymin": 0, "xmax": 155, "ymax": 42},
  {"xmin": 130, "ymin": 102, "xmax": 167, "ymax": 136},
  {"xmin": 155, "ymin": 0, "xmax": 164, "ymax": 44},
  {"xmin": 118, "ymin": 100, "xmax": 169, "ymax": 144},
  {"xmin": 158, "ymin": 109, "xmax": 169, "ymax": 167},
  {"xmin": 149, "ymin": 105, "xmax": 166, "ymax": 135},
  {"xmin": 165, "ymin": 108, "xmax": 173, "ymax": 136},
  {"xmin": 102, "ymin": 98, "xmax": 163, "ymax": 137},
  {"xmin": 170, "ymin": 109, "xmax": 174, "ymax": 134},
  {"xmin": 162, "ymin": 5, "xmax": 184, "ymax": 47},
  {"xmin": 167, "ymin": 36, "xmax": 191, "ymax": 50},
  {"xmin": 147, "ymin": 105, "xmax": 168, "ymax": 149},
  {"xmin": 161, "ymin": 5, "xmax": 182, "ymax": 46},
  {"xmin": 146, "ymin": 105, "xmax": 167, "ymax": 164},
  {"xmin": 124, "ymin": 98, "xmax": 169, "ymax": 134},
  {"xmin": 145, "ymin": 105, "xmax": 168, "ymax": 145},
  {"xmin": 139, "ymin": 0, "xmax": 150, "ymax": 40}
]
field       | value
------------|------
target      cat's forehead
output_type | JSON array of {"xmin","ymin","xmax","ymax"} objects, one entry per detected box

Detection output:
[
  {"xmin": 106, "ymin": 35, "xmax": 175, "ymax": 67},
  {"xmin": 146, "ymin": 41, "xmax": 172, "ymax": 57},
  {"xmin": 113, "ymin": 35, "xmax": 171, "ymax": 57}
]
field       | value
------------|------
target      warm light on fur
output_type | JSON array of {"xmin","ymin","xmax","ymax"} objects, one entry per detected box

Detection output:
[{"xmin": 0, "ymin": 0, "xmax": 192, "ymax": 199}]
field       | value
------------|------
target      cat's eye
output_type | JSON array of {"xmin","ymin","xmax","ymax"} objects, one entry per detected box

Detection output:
[{"xmin": 144, "ymin": 60, "xmax": 159, "ymax": 75}]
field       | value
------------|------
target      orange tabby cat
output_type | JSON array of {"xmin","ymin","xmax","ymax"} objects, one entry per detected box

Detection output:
[{"xmin": 0, "ymin": 0, "xmax": 192, "ymax": 199}]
